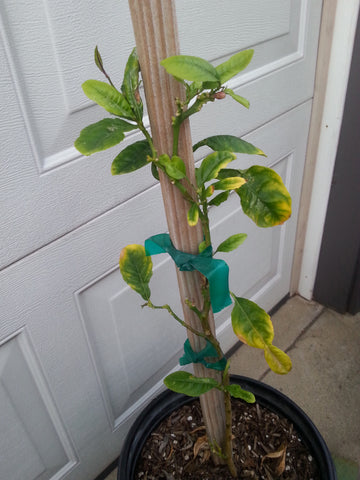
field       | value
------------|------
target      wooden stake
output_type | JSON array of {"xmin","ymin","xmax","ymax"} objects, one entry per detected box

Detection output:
[{"xmin": 128, "ymin": 0, "xmax": 227, "ymax": 461}]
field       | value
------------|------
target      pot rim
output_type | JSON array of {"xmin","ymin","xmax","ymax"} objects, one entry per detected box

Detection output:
[{"xmin": 118, "ymin": 375, "xmax": 336, "ymax": 479}]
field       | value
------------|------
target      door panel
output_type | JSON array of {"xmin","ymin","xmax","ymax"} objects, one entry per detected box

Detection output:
[
  {"xmin": 1, "ymin": 104, "xmax": 312, "ymax": 480},
  {"xmin": 0, "ymin": 1, "xmax": 322, "ymax": 478},
  {"xmin": 1, "ymin": 0, "xmax": 321, "ymax": 268}
]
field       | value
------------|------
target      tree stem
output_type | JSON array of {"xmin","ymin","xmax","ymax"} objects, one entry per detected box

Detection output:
[
  {"xmin": 145, "ymin": 300, "xmax": 207, "ymax": 339},
  {"xmin": 224, "ymin": 385, "xmax": 237, "ymax": 477}
]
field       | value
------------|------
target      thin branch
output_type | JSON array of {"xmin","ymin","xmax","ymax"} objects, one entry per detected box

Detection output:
[{"xmin": 144, "ymin": 300, "xmax": 207, "ymax": 339}]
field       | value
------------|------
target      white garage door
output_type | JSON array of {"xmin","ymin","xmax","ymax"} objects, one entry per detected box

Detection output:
[{"xmin": 0, "ymin": 1, "xmax": 322, "ymax": 479}]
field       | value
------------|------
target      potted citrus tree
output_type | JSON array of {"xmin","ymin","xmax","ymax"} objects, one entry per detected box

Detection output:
[{"xmin": 75, "ymin": 38, "xmax": 336, "ymax": 480}]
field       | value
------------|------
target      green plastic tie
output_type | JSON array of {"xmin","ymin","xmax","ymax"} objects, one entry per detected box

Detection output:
[
  {"xmin": 144, "ymin": 233, "xmax": 232, "ymax": 313},
  {"xmin": 180, "ymin": 339, "xmax": 227, "ymax": 371}
]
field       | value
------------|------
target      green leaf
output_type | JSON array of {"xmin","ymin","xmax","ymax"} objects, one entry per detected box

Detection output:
[
  {"xmin": 187, "ymin": 203, "xmax": 199, "ymax": 227},
  {"xmin": 224, "ymin": 88, "xmax": 250, "ymax": 109},
  {"xmin": 158, "ymin": 154, "xmax": 187, "ymax": 180},
  {"xmin": 208, "ymin": 191, "xmax": 229, "ymax": 207},
  {"xmin": 217, "ymin": 168, "xmax": 243, "ymax": 179},
  {"xmin": 216, "ymin": 234, "xmax": 247, "ymax": 253},
  {"xmin": 216, "ymin": 49, "xmax": 254, "ymax": 83},
  {"xmin": 75, "ymin": 118, "xmax": 137, "ymax": 156},
  {"xmin": 151, "ymin": 162, "xmax": 159, "ymax": 180},
  {"xmin": 119, "ymin": 244, "xmax": 152, "ymax": 300},
  {"xmin": 236, "ymin": 166, "xmax": 292, "ymax": 227},
  {"xmin": 225, "ymin": 384, "xmax": 255, "ymax": 403},
  {"xmin": 197, "ymin": 151, "xmax": 236, "ymax": 186},
  {"xmin": 231, "ymin": 295, "xmax": 274, "ymax": 349},
  {"xmin": 186, "ymin": 81, "xmax": 203, "ymax": 101},
  {"xmin": 198, "ymin": 240, "xmax": 207, "ymax": 253},
  {"xmin": 111, "ymin": 140, "xmax": 152, "ymax": 175},
  {"xmin": 82, "ymin": 80, "xmax": 134, "ymax": 119},
  {"xmin": 202, "ymin": 80, "xmax": 221, "ymax": 90},
  {"xmin": 164, "ymin": 371, "xmax": 219, "ymax": 397},
  {"xmin": 214, "ymin": 177, "xmax": 246, "ymax": 191},
  {"xmin": 193, "ymin": 135, "xmax": 266, "ymax": 157},
  {"xmin": 161, "ymin": 55, "xmax": 220, "ymax": 84},
  {"xmin": 264, "ymin": 345, "xmax": 292, "ymax": 375},
  {"xmin": 121, "ymin": 48, "xmax": 143, "ymax": 121}
]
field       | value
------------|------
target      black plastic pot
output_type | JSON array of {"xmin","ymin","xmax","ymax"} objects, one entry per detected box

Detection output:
[{"xmin": 118, "ymin": 375, "xmax": 336, "ymax": 479}]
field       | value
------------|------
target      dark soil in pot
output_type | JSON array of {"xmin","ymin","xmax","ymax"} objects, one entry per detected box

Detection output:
[{"xmin": 119, "ymin": 375, "xmax": 336, "ymax": 480}]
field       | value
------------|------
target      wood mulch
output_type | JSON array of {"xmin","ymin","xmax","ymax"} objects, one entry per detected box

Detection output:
[{"xmin": 135, "ymin": 399, "xmax": 320, "ymax": 479}]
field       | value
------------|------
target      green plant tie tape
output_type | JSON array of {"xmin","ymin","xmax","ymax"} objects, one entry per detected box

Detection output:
[
  {"xmin": 144, "ymin": 233, "xmax": 232, "ymax": 313},
  {"xmin": 180, "ymin": 339, "xmax": 227, "ymax": 371}
]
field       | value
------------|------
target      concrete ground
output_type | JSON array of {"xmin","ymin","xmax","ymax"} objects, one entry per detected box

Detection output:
[{"xmin": 104, "ymin": 296, "xmax": 360, "ymax": 479}]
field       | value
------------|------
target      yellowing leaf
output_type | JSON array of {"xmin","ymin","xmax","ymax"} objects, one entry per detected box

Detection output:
[
  {"xmin": 214, "ymin": 176, "xmax": 246, "ymax": 191},
  {"xmin": 119, "ymin": 244, "xmax": 152, "ymax": 300},
  {"xmin": 187, "ymin": 203, "xmax": 199, "ymax": 227},
  {"xmin": 231, "ymin": 295, "xmax": 274, "ymax": 348},
  {"xmin": 158, "ymin": 154, "xmax": 187, "ymax": 180},
  {"xmin": 264, "ymin": 345, "xmax": 292, "ymax": 374},
  {"xmin": 231, "ymin": 294, "xmax": 292, "ymax": 375},
  {"xmin": 196, "ymin": 151, "xmax": 236, "ymax": 186},
  {"xmin": 237, "ymin": 166, "xmax": 291, "ymax": 227},
  {"xmin": 205, "ymin": 184, "xmax": 215, "ymax": 197}
]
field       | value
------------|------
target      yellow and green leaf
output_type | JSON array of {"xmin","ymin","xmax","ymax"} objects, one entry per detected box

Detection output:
[
  {"xmin": 214, "ymin": 176, "xmax": 246, "ymax": 191},
  {"xmin": 158, "ymin": 154, "xmax": 187, "ymax": 180},
  {"xmin": 264, "ymin": 345, "xmax": 292, "ymax": 375},
  {"xmin": 196, "ymin": 151, "xmax": 236, "ymax": 186},
  {"xmin": 119, "ymin": 244, "xmax": 153, "ymax": 301},
  {"xmin": 231, "ymin": 295, "xmax": 291, "ymax": 374},
  {"xmin": 231, "ymin": 295, "xmax": 274, "ymax": 348},
  {"xmin": 205, "ymin": 184, "xmax": 215, "ymax": 197},
  {"xmin": 187, "ymin": 203, "xmax": 199, "ymax": 227},
  {"xmin": 237, "ymin": 166, "xmax": 292, "ymax": 227}
]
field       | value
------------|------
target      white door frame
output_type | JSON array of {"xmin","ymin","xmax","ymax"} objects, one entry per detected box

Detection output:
[{"xmin": 292, "ymin": 0, "xmax": 360, "ymax": 299}]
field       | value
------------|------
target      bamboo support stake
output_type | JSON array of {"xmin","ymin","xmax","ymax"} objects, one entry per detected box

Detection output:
[{"xmin": 128, "ymin": 0, "xmax": 227, "ymax": 460}]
